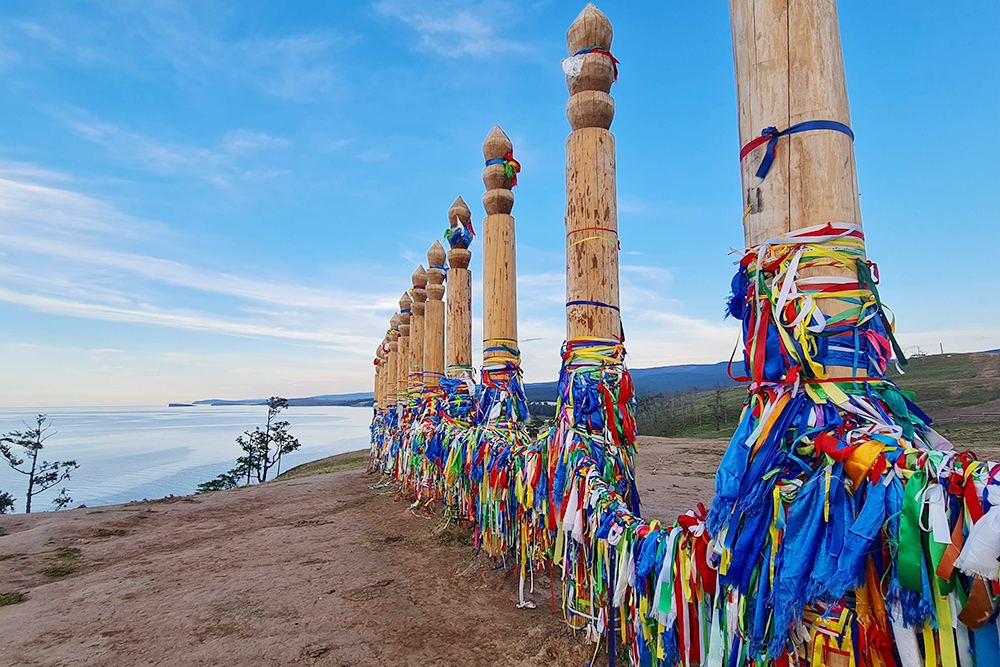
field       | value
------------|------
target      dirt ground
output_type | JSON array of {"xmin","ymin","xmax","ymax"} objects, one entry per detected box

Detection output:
[{"xmin": 0, "ymin": 436, "xmax": 724, "ymax": 667}]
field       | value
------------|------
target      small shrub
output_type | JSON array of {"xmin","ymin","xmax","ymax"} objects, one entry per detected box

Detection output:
[
  {"xmin": 0, "ymin": 591, "xmax": 25, "ymax": 606},
  {"xmin": 94, "ymin": 528, "xmax": 127, "ymax": 538},
  {"xmin": 40, "ymin": 563, "xmax": 76, "ymax": 577},
  {"xmin": 54, "ymin": 546, "xmax": 81, "ymax": 559},
  {"xmin": 0, "ymin": 553, "xmax": 24, "ymax": 561}
]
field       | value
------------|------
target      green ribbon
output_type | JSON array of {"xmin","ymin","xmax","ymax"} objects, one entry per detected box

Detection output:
[
  {"xmin": 878, "ymin": 386, "xmax": 916, "ymax": 441},
  {"xmin": 856, "ymin": 258, "xmax": 908, "ymax": 368},
  {"xmin": 899, "ymin": 469, "xmax": 928, "ymax": 592}
]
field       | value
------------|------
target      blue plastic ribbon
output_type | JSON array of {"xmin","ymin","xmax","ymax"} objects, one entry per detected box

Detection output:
[{"xmin": 743, "ymin": 120, "xmax": 854, "ymax": 180}]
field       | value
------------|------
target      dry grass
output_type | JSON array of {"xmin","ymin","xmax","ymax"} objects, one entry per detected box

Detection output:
[{"xmin": 274, "ymin": 450, "xmax": 370, "ymax": 481}]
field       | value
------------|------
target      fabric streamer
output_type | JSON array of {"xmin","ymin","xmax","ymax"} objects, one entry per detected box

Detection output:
[{"xmin": 368, "ymin": 220, "xmax": 1000, "ymax": 667}]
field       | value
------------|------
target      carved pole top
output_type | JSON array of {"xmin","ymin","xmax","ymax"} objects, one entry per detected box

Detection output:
[
  {"xmin": 447, "ymin": 196, "xmax": 473, "ymax": 269},
  {"xmin": 448, "ymin": 196, "xmax": 471, "ymax": 228},
  {"xmin": 482, "ymin": 125, "xmax": 517, "ymax": 216},
  {"xmin": 482, "ymin": 124, "xmax": 513, "ymax": 161},
  {"xmin": 388, "ymin": 315, "xmax": 400, "ymax": 350},
  {"xmin": 398, "ymin": 291, "xmax": 412, "ymax": 334},
  {"xmin": 411, "ymin": 264, "xmax": 428, "ymax": 288},
  {"xmin": 426, "ymin": 240, "xmax": 447, "ymax": 301},
  {"xmin": 564, "ymin": 4, "xmax": 616, "ymax": 131},
  {"xmin": 410, "ymin": 265, "xmax": 428, "ymax": 315},
  {"xmin": 427, "ymin": 240, "xmax": 447, "ymax": 273},
  {"xmin": 567, "ymin": 4, "xmax": 613, "ymax": 52}
]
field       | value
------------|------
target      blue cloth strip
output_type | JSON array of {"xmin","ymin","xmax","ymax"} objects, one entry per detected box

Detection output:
[
  {"xmin": 755, "ymin": 120, "xmax": 854, "ymax": 179},
  {"xmin": 485, "ymin": 158, "xmax": 506, "ymax": 166},
  {"xmin": 566, "ymin": 300, "xmax": 620, "ymax": 312}
]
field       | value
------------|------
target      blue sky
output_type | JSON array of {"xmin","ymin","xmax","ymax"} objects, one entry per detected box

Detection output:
[{"xmin": 0, "ymin": 1, "xmax": 997, "ymax": 407}]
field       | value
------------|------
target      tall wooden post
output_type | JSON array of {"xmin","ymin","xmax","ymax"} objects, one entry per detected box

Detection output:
[
  {"xmin": 378, "ymin": 339, "xmax": 389, "ymax": 407},
  {"xmin": 397, "ymin": 292, "xmax": 411, "ymax": 412},
  {"xmin": 481, "ymin": 125, "xmax": 519, "ymax": 368},
  {"xmin": 409, "ymin": 266, "xmax": 428, "ymax": 404},
  {"xmin": 731, "ymin": 0, "xmax": 861, "ymax": 375},
  {"xmin": 424, "ymin": 241, "xmax": 447, "ymax": 388},
  {"xmin": 446, "ymin": 197, "xmax": 473, "ymax": 379},
  {"xmin": 374, "ymin": 343, "xmax": 384, "ymax": 407},
  {"xmin": 565, "ymin": 4, "xmax": 620, "ymax": 342},
  {"xmin": 386, "ymin": 314, "xmax": 400, "ymax": 408}
]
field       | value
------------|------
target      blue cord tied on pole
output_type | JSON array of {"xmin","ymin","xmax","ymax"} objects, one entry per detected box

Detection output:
[{"xmin": 739, "ymin": 120, "xmax": 854, "ymax": 180}]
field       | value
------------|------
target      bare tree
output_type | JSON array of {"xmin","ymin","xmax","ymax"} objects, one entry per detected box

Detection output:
[
  {"xmin": 0, "ymin": 491, "xmax": 14, "ymax": 514},
  {"xmin": 1, "ymin": 415, "xmax": 79, "ymax": 513},
  {"xmin": 198, "ymin": 397, "xmax": 301, "ymax": 493}
]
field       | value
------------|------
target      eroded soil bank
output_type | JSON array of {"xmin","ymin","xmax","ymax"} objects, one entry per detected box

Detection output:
[{"xmin": 0, "ymin": 436, "xmax": 723, "ymax": 666}]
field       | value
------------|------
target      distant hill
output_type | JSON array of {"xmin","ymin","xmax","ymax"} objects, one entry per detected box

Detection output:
[
  {"xmin": 180, "ymin": 361, "xmax": 740, "ymax": 408},
  {"xmin": 524, "ymin": 361, "xmax": 739, "ymax": 403},
  {"xmin": 635, "ymin": 350, "xmax": 1000, "ymax": 453}
]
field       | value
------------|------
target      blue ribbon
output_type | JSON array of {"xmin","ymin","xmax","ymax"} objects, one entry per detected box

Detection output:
[
  {"xmin": 485, "ymin": 158, "xmax": 506, "ymax": 167},
  {"xmin": 752, "ymin": 120, "xmax": 854, "ymax": 180},
  {"xmin": 566, "ymin": 299, "xmax": 620, "ymax": 312}
]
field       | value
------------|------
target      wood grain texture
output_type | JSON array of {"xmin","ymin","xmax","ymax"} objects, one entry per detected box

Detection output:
[
  {"xmin": 397, "ymin": 292, "xmax": 411, "ymax": 404},
  {"xmin": 409, "ymin": 266, "xmax": 427, "ymax": 399},
  {"xmin": 482, "ymin": 125, "xmax": 519, "ymax": 363},
  {"xmin": 565, "ymin": 5, "xmax": 620, "ymax": 342},
  {"xmin": 424, "ymin": 241, "xmax": 446, "ymax": 387},
  {"xmin": 730, "ymin": 0, "xmax": 863, "ymax": 377},
  {"xmin": 446, "ymin": 197, "xmax": 473, "ymax": 376},
  {"xmin": 386, "ymin": 315, "xmax": 400, "ymax": 406}
]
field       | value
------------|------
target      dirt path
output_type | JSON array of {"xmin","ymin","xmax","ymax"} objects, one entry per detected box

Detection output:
[{"xmin": 0, "ymin": 436, "xmax": 724, "ymax": 667}]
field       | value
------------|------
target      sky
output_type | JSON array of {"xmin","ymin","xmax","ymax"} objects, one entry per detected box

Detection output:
[{"xmin": 0, "ymin": 1, "xmax": 997, "ymax": 407}]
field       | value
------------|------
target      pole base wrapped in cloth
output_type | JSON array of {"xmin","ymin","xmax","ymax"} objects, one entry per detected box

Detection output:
[
  {"xmin": 514, "ymin": 339, "xmax": 719, "ymax": 664},
  {"xmin": 709, "ymin": 222, "xmax": 1000, "ymax": 667},
  {"xmin": 471, "ymin": 355, "xmax": 532, "ymax": 561},
  {"xmin": 401, "ymin": 385, "xmax": 446, "ymax": 500},
  {"xmin": 365, "ymin": 223, "xmax": 1000, "ymax": 667},
  {"xmin": 367, "ymin": 405, "xmax": 390, "ymax": 473}
]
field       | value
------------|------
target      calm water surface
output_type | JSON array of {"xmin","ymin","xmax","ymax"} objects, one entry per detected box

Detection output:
[{"xmin": 0, "ymin": 405, "xmax": 373, "ymax": 513}]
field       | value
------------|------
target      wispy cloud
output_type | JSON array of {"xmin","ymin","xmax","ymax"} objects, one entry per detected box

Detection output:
[
  {"xmin": 54, "ymin": 109, "xmax": 290, "ymax": 186},
  {"xmin": 5, "ymin": 5, "xmax": 349, "ymax": 100},
  {"xmin": 0, "ymin": 168, "xmax": 398, "ymax": 352},
  {"xmin": 375, "ymin": 0, "xmax": 535, "ymax": 58},
  {"xmin": 223, "ymin": 130, "xmax": 291, "ymax": 155},
  {"xmin": 356, "ymin": 148, "xmax": 391, "ymax": 162},
  {"xmin": 0, "ymin": 173, "xmax": 165, "ymax": 239}
]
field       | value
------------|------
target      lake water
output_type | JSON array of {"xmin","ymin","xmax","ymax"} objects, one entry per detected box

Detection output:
[{"xmin": 0, "ymin": 405, "xmax": 373, "ymax": 513}]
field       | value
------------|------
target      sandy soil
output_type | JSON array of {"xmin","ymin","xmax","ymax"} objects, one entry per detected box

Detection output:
[{"xmin": 0, "ymin": 436, "xmax": 724, "ymax": 667}]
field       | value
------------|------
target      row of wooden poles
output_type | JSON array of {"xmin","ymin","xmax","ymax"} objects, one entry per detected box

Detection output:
[{"xmin": 374, "ymin": 0, "xmax": 865, "ymax": 425}]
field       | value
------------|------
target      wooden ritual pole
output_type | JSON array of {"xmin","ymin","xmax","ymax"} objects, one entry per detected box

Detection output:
[
  {"xmin": 445, "ymin": 197, "xmax": 473, "ymax": 380},
  {"xmin": 374, "ymin": 343, "xmax": 384, "ymax": 407},
  {"xmin": 481, "ymin": 125, "xmax": 520, "ymax": 375},
  {"xmin": 378, "ymin": 339, "xmax": 389, "ymax": 407},
  {"xmin": 397, "ymin": 291, "xmax": 412, "ymax": 413},
  {"xmin": 730, "ymin": 0, "xmax": 862, "ymax": 376},
  {"xmin": 386, "ymin": 314, "xmax": 400, "ymax": 410},
  {"xmin": 409, "ymin": 266, "xmax": 428, "ymax": 405},
  {"xmin": 565, "ymin": 4, "xmax": 620, "ymax": 342},
  {"xmin": 424, "ymin": 241, "xmax": 447, "ymax": 389}
]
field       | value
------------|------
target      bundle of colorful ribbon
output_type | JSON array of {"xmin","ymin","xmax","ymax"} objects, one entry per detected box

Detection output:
[
  {"xmin": 708, "ymin": 221, "xmax": 1000, "ymax": 666},
  {"xmin": 468, "ymin": 352, "xmax": 532, "ymax": 560}
]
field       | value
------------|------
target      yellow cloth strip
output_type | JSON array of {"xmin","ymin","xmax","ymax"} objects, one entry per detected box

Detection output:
[{"xmin": 568, "ymin": 235, "xmax": 617, "ymax": 249}]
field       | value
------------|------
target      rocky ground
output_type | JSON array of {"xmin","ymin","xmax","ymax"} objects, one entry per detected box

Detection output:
[{"xmin": 0, "ymin": 436, "xmax": 724, "ymax": 667}]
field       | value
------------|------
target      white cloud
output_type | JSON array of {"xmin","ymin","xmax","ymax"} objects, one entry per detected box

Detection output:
[
  {"xmin": 0, "ymin": 170, "xmax": 400, "ymax": 362},
  {"xmin": 0, "ymin": 174, "xmax": 164, "ymax": 239},
  {"xmin": 5, "ymin": 7, "xmax": 348, "ymax": 100},
  {"xmin": 356, "ymin": 149, "xmax": 391, "ymax": 162},
  {"xmin": 223, "ymin": 130, "xmax": 291, "ymax": 155},
  {"xmin": 54, "ymin": 109, "xmax": 291, "ymax": 187},
  {"xmin": 375, "ymin": 0, "xmax": 535, "ymax": 58}
]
